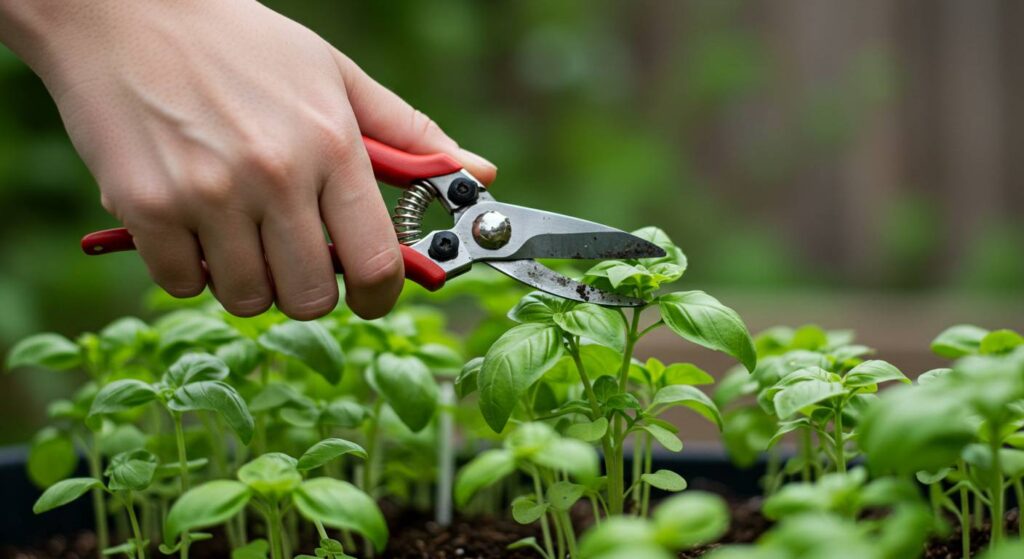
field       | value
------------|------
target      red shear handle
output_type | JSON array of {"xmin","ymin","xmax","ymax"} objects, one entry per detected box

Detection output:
[
  {"xmin": 81, "ymin": 228, "xmax": 446, "ymax": 292},
  {"xmin": 362, "ymin": 136, "xmax": 463, "ymax": 186}
]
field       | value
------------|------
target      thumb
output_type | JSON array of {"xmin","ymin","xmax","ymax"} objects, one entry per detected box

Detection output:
[{"xmin": 335, "ymin": 51, "xmax": 497, "ymax": 185}]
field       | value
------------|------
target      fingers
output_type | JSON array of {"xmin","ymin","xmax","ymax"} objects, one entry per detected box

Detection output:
[
  {"xmin": 260, "ymin": 200, "xmax": 339, "ymax": 320},
  {"xmin": 132, "ymin": 227, "xmax": 206, "ymax": 298},
  {"xmin": 196, "ymin": 214, "xmax": 273, "ymax": 317},
  {"xmin": 334, "ymin": 50, "xmax": 498, "ymax": 185},
  {"xmin": 321, "ymin": 133, "xmax": 404, "ymax": 319}
]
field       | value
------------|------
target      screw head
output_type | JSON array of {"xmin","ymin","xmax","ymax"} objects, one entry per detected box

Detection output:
[
  {"xmin": 428, "ymin": 231, "xmax": 460, "ymax": 261},
  {"xmin": 472, "ymin": 211, "xmax": 512, "ymax": 250},
  {"xmin": 447, "ymin": 178, "xmax": 479, "ymax": 206}
]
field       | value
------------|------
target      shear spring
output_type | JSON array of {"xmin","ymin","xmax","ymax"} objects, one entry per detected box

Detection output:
[{"xmin": 392, "ymin": 182, "xmax": 436, "ymax": 245}]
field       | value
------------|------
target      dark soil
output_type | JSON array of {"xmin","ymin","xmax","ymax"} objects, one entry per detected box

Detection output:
[{"xmin": 2, "ymin": 501, "xmax": 1017, "ymax": 558}]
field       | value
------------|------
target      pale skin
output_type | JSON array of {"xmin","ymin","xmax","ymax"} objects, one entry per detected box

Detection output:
[{"xmin": 0, "ymin": 0, "xmax": 496, "ymax": 320}]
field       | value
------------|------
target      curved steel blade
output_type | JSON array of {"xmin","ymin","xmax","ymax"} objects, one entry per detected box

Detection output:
[
  {"xmin": 454, "ymin": 202, "xmax": 666, "ymax": 261},
  {"xmin": 486, "ymin": 260, "xmax": 646, "ymax": 307}
]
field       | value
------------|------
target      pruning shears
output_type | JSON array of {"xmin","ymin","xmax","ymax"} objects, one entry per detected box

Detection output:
[{"xmin": 81, "ymin": 137, "xmax": 664, "ymax": 307}]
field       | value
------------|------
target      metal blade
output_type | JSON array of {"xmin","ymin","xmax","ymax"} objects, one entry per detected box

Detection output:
[
  {"xmin": 454, "ymin": 202, "xmax": 666, "ymax": 261},
  {"xmin": 487, "ymin": 260, "xmax": 647, "ymax": 307}
]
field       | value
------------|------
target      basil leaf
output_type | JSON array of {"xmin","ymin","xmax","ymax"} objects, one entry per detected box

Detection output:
[
  {"xmin": 479, "ymin": 323, "xmax": 563, "ymax": 432},
  {"xmin": 28, "ymin": 427, "xmax": 78, "ymax": 488},
  {"xmin": 370, "ymin": 353, "xmax": 438, "ymax": 432},
  {"xmin": 294, "ymin": 478, "xmax": 388, "ymax": 552},
  {"xmin": 164, "ymin": 480, "xmax": 251, "ymax": 543},
  {"xmin": 7, "ymin": 333, "xmax": 81, "ymax": 371},
  {"xmin": 772, "ymin": 379, "xmax": 845, "ymax": 419},
  {"xmin": 297, "ymin": 438, "xmax": 367, "ymax": 471},
  {"xmin": 565, "ymin": 417, "xmax": 609, "ymax": 442},
  {"xmin": 237, "ymin": 453, "xmax": 301, "ymax": 502},
  {"xmin": 511, "ymin": 496, "xmax": 548, "ymax": 524},
  {"xmin": 658, "ymin": 291, "xmax": 756, "ymax": 372},
  {"xmin": 661, "ymin": 363, "xmax": 714, "ymax": 386},
  {"xmin": 650, "ymin": 385, "xmax": 722, "ymax": 428},
  {"xmin": 169, "ymin": 381, "xmax": 254, "ymax": 444},
  {"xmin": 216, "ymin": 338, "xmax": 262, "ymax": 378},
  {"xmin": 454, "ymin": 449, "xmax": 516, "ymax": 507},
  {"xmin": 508, "ymin": 291, "xmax": 572, "ymax": 325},
  {"xmin": 258, "ymin": 321, "xmax": 344, "ymax": 384},
  {"xmin": 89, "ymin": 380, "xmax": 159, "ymax": 417},
  {"xmin": 105, "ymin": 449, "xmax": 157, "ymax": 492},
  {"xmin": 546, "ymin": 481, "xmax": 584, "ymax": 512},
  {"xmin": 415, "ymin": 343, "xmax": 464, "ymax": 376},
  {"xmin": 33, "ymin": 477, "xmax": 104, "ymax": 514},
  {"xmin": 99, "ymin": 317, "xmax": 151, "ymax": 353},
  {"xmin": 532, "ymin": 438, "xmax": 599, "ymax": 479},
  {"xmin": 578, "ymin": 517, "xmax": 659, "ymax": 558},
  {"xmin": 455, "ymin": 357, "xmax": 482, "ymax": 399},
  {"xmin": 641, "ymin": 470, "xmax": 687, "ymax": 492},
  {"xmin": 553, "ymin": 303, "xmax": 626, "ymax": 353},
  {"xmin": 653, "ymin": 491, "xmax": 729, "ymax": 549},
  {"xmin": 980, "ymin": 329, "xmax": 1024, "ymax": 355},
  {"xmin": 931, "ymin": 324, "xmax": 989, "ymax": 358},
  {"xmin": 843, "ymin": 360, "xmax": 909, "ymax": 388},
  {"xmin": 156, "ymin": 311, "xmax": 238, "ymax": 358},
  {"xmin": 164, "ymin": 353, "xmax": 230, "ymax": 388},
  {"xmin": 642, "ymin": 424, "xmax": 683, "ymax": 452}
]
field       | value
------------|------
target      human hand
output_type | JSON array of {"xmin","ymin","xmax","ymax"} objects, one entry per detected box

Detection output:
[{"xmin": 0, "ymin": 0, "xmax": 496, "ymax": 319}]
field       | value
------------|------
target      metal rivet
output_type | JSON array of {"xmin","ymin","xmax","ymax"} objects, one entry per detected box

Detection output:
[{"xmin": 472, "ymin": 211, "xmax": 511, "ymax": 250}]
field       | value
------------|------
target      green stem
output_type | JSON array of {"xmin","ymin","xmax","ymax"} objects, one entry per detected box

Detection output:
[
  {"xmin": 1014, "ymin": 478, "xmax": 1024, "ymax": 537},
  {"xmin": 608, "ymin": 309, "xmax": 642, "ymax": 516},
  {"xmin": 314, "ymin": 519, "xmax": 329, "ymax": 541},
  {"xmin": 640, "ymin": 433, "xmax": 652, "ymax": 518},
  {"xmin": 531, "ymin": 470, "xmax": 556, "ymax": 559},
  {"xmin": 86, "ymin": 440, "xmax": 109, "ymax": 557},
  {"xmin": 567, "ymin": 337, "xmax": 616, "ymax": 521},
  {"xmin": 833, "ymin": 406, "xmax": 846, "ymax": 473},
  {"xmin": 989, "ymin": 434, "xmax": 1004, "ymax": 543},
  {"xmin": 265, "ymin": 505, "xmax": 283, "ymax": 559},
  {"xmin": 959, "ymin": 462, "xmax": 971, "ymax": 558},
  {"xmin": 122, "ymin": 493, "xmax": 146, "ymax": 559},
  {"xmin": 172, "ymin": 414, "xmax": 191, "ymax": 559},
  {"xmin": 800, "ymin": 429, "xmax": 813, "ymax": 482},
  {"xmin": 557, "ymin": 510, "xmax": 578, "ymax": 558},
  {"xmin": 361, "ymin": 399, "xmax": 384, "ymax": 558}
]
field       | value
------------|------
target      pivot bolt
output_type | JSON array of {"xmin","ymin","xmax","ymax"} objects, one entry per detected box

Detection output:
[
  {"xmin": 428, "ymin": 231, "xmax": 460, "ymax": 261},
  {"xmin": 472, "ymin": 211, "xmax": 511, "ymax": 250},
  {"xmin": 447, "ymin": 178, "xmax": 479, "ymax": 206}
]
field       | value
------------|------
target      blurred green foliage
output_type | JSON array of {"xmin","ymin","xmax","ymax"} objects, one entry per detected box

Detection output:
[{"xmin": 0, "ymin": 0, "xmax": 1021, "ymax": 442}]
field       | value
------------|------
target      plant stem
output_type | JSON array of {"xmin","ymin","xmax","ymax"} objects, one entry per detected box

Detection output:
[
  {"xmin": 800, "ymin": 428, "xmax": 813, "ymax": 482},
  {"xmin": 959, "ymin": 462, "xmax": 971, "ymax": 559},
  {"xmin": 1014, "ymin": 478, "xmax": 1024, "ymax": 537},
  {"xmin": 989, "ymin": 433, "xmax": 1004, "ymax": 543},
  {"xmin": 567, "ymin": 336, "xmax": 616, "ymax": 521},
  {"xmin": 833, "ymin": 406, "xmax": 846, "ymax": 473},
  {"xmin": 314, "ymin": 518, "xmax": 329, "ymax": 541},
  {"xmin": 264, "ymin": 505, "xmax": 283, "ymax": 559},
  {"xmin": 608, "ymin": 309, "xmax": 642, "ymax": 516},
  {"xmin": 640, "ymin": 432, "xmax": 653, "ymax": 517},
  {"xmin": 172, "ymin": 413, "xmax": 191, "ymax": 559},
  {"xmin": 435, "ymin": 382, "xmax": 456, "ymax": 527},
  {"xmin": 122, "ymin": 493, "xmax": 146, "ymax": 559},
  {"xmin": 86, "ymin": 439, "xmax": 109, "ymax": 557},
  {"xmin": 531, "ymin": 470, "xmax": 556, "ymax": 559},
  {"xmin": 361, "ymin": 399, "xmax": 384, "ymax": 558}
]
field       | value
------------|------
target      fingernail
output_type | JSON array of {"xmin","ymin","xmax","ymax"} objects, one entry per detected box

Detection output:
[{"xmin": 457, "ymin": 148, "xmax": 497, "ymax": 172}]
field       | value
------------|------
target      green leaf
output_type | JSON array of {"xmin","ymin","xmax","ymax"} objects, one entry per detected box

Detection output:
[
  {"xmin": 164, "ymin": 353, "xmax": 230, "ymax": 388},
  {"xmin": 546, "ymin": 481, "xmax": 584, "ymax": 511},
  {"xmin": 258, "ymin": 321, "xmax": 344, "ymax": 384},
  {"xmin": 565, "ymin": 417, "xmax": 609, "ymax": 442},
  {"xmin": 643, "ymin": 424, "xmax": 683, "ymax": 452},
  {"xmin": 931, "ymin": 324, "xmax": 989, "ymax": 358},
  {"xmin": 511, "ymin": 496, "xmax": 548, "ymax": 524},
  {"xmin": 454, "ymin": 449, "xmax": 516, "ymax": 507},
  {"xmin": 370, "ymin": 353, "xmax": 438, "ymax": 432},
  {"xmin": 860, "ymin": 384, "xmax": 976, "ymax": 474},
  {"xmin": 7, "ymin": 333, "xmax": 81, "ymax": 371},
  {"xmin": 478, "ymin": 323, "xmax": 564, "ymax": 432},
  {"xmin": 33, "ymin": 477, "xmax": 104, "ymax": 514},
  {"xmin": 248, "ymin": 382, "xmax": 304, "ymax": 413},
  {"xmin": 650, "ymin": 385, "xmax": 722, "ymax": 428},
  {"xmin": 415, "ymin": 343, "xmax": 464, "ymax": 376},
  {"xmin": 653, "ymin": 491, "xmax": 730, "ymax": 549},
  {"xmin": 169, "ymin": 381, "xmax": 254, "ymax": 444},
  {"xmin": 105, "ymin": 450, "xmax": 157, "ymax": 492},
  {"xmin": 508, "ymin": 291, "xmax": 572, "ymax": 325},
  {"xmin": 28, "ymin": 428, "xmax": 78, "ymax": 488},
  {"xmin": 661, "ymin": 362, "xmax": 714, "ymax": 386},
  {"xmin": 99, "ymin": 317, "xmax": 151, "ymax": 352},
  {"xmin": 321, "ymin": 400, "xmax": 367, "ymax": 428},
  {"xmin": 532, "ymin": 437, "xmax": 600, "ymax": 479},
  {"xmin": 297, "ymin": 438, "xmax": 367, "ymax": 471},
  {"xmin": 579, "ymin": 517, "xmax": 658, "ymax": 558},
  {"xmin": 156, "ymin": 311, "xmax": 238, "ymax": 357},
  {"xmin": 294, "ymin": 478, "xmax": 388, "ymax": 552},
  {"xmin": 155, "ymin": 458, "xmax": 209, "ymax": 480},
  {"xmin": 164, "ymin": 480, "xmax": 251, "ymax": 543},
  {"xmin": 553, "ymin": 303, "xmax": 626, "ymax": 353},
  {"xmin": 89, "ymin": 380, "xmax": 158, "ymax": 417},
  {"xmin": 231, "ymin": 539, "xmax": 270, "ymax": 559},
  {"xmin": 842, "ymin": 360, "xmax": 909, "ymax": 388},
  {"xmin": 917, "ymin": 368, "xmax": 953, "ymax": 386},
  {"xmin": 455, "ymin": 357, "xmax": 482, "ymax": 398},
  {"xmin": 772, "ymin": 379, "xmax": 845, "ymax": 419},
  {"xmin": 641, "ymin": 470, "xmax": 687, "ymax": 492},
  {"xmin": 658, "ymin": 291, "xmax": 756, "ymax": 372},
  {"xmin": 237, "ymin": 453, "xmax": 301, "ymax": 502},
  {"xmin": 216, "ymin": 338, "xmax": 262, "ymax": 378},
  {"xmin": 980, "ymin": 329, "xmax": 1024, "ymax": 355}
]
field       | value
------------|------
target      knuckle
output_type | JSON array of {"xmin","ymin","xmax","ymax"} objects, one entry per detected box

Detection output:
[
  {"xmin": 320, "ymin": 126, "xmax": 359, "ymax": 160},
  {"xmin": 346, "ymin": 247, "xmax": 404, "ymax": 290},
  {"xmin": 122, "ymin": 191, "xmax": 176, "ymax": 222},
  {"xmin": 241, "ymin": 140, "xmax": 294, "ymax": 186},
  {"xmin": 185, "ymin": 166, "xmax": 235, "ymax": 207},
  {"xmin": 280, "ymin": 285, "xmax": 339, "ymax": 321}
]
